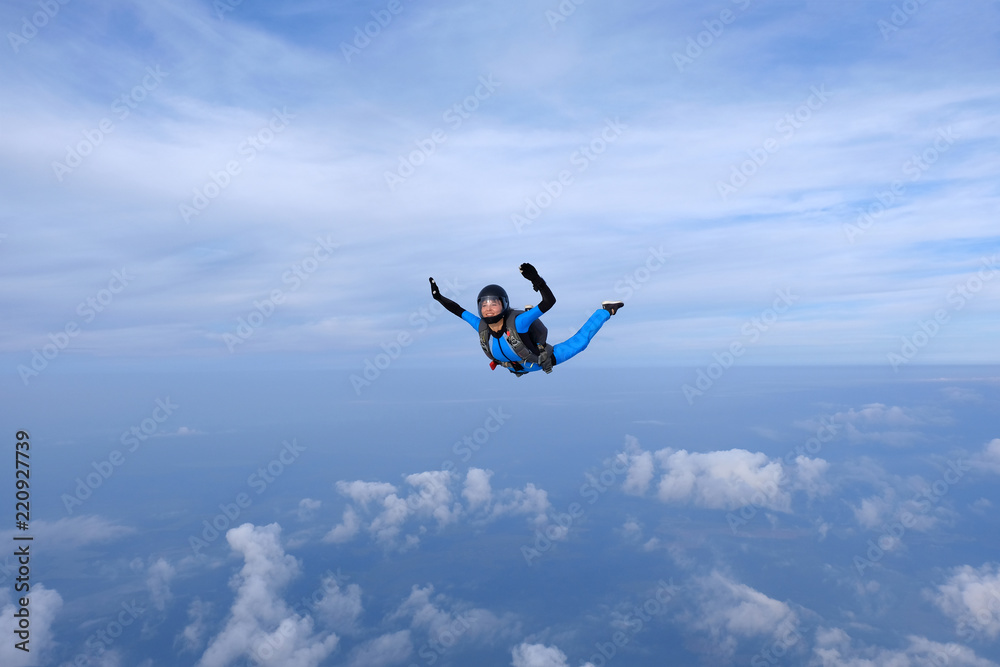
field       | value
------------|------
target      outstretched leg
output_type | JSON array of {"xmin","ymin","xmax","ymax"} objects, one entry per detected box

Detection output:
[{"xmin": 552, "ymin": 303, "xmax": 622, "ymax": 365}]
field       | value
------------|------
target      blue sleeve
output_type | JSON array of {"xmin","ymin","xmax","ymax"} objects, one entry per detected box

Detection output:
[
  {"xmin": 514, "ymin": 307, "xmax": 543, "ymax": 333},
  {"xmin": 461, "ymin": 310, "xmax": 480, "ymax": 331}
]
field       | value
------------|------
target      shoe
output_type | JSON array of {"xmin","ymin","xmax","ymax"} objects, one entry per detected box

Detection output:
[{"xmin": 602, "ymin": 301, "xmax": 624, "ymax": 316}]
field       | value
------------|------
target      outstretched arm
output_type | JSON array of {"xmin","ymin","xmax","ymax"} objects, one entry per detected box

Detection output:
[
  {"xmin": 429, "ymin": 277, "xmax": 466, "ymax": 318},
  {"xmin": 520, "ymin": 263, "xmax": 556, "ymax": 313}
]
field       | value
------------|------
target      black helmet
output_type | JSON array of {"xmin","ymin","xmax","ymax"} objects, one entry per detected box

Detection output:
[{"xmin": 477, "ymin": 284, "xmax": 509, "ymax": 324}]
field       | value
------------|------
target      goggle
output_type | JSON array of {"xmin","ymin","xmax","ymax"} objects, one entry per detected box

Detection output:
[{"xmin": 479, "ymin": 297, "xmax": 503, "ymax": 307}]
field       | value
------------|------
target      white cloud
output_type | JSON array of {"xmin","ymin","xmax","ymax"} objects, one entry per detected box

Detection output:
[
  {"xmin": 463, "ymin": 468, "xmax": 493, "ymax": 510},
  {"xmin": 620, "ymin": 439, "xmax": 831, "ymax": 514},
  {"xmin": 510, "ymin": 642, "xmax": 570, "ymax": 667},
  {"xmin": 404, "ymin": 470, "xmax": 461, "ymax": 528},
  {"xmin": 391, "ymin": 584, "xmax": 521, "ymax": 650},
  {"xmin": 346, "ymin": 630, "xmax": 412, "ymax": 667},
  {"xmin": 297, "ymin": 498, "xmax": 322, "ymax": 521},
  {"xmin": 830, "ymin": 403, "xmax": 951, "ymax": 447},
  {"xmin": 196, "ymin": 523, "xmax": 338, "ymax": 667},
  {"xmin": 973, "ymin": 438, "xmax": 1000, "ymax": 474},
  {"xmin": 930, "ymin": 562, "xmax": 1000, "ymax": 640},
  {"xmin": 851, "ymin": 478, "xmax": 954, "ymax": 535},
  {"xmin": 0, "ymin": 584, "xmax": 62, "ymax": 667},
  {"xmin": 690, "ymin": 571, "xmax": 798, "ymax": 640},
  {"xmin": 489, "ymin": 484, "xmax": 552, "ymax": 528},
  {"xmin": 176, "ymin": 598, "xmax": 212, "ymax": 654},
  {"xmin": 312, "ymin": 575, "xmax": 363, "ymax": 636},
  {"xmin": 324, "ymin": 506, "xmax": 361, "ymax": 544},
  {"xmin": 336, "ymin": 481, "xmax": 398, "ymax": 507},
  {"xmin": 812, "ymin": 627, "xmax": 997, "ymax": 666},
  {"xmin": 622, "ymin": 435, "xmax": 654, "ymax": 496},
  {"xmin": 146, "ymin": 557, "xmax": 175, "ymax": 611},
  {"xmin": 0, "ymin": 515, "xmax": 134, "ymax": 548},
  {"xmin": 326, "ymin": 468, "xmax": 557, "ymax": 550},
  {"xmin": 655, "ymin": 448, "xmax": 789, "ymax": 511}
]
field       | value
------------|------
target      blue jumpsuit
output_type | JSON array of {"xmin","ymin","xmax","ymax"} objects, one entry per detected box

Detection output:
[{"xmin": 462, "ymin": 307, "xmax": 612, "ymax": 373}]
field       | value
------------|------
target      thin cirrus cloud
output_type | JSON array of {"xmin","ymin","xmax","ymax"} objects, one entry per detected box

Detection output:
[{"xmin": 1, "ymin": 0, "xmax": 998, "ymax": 367}]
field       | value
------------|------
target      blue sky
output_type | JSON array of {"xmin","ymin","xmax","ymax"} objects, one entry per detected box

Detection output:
[{"xmin": 1, "ymin": 0, "xmax": 999, "ymax": 380}]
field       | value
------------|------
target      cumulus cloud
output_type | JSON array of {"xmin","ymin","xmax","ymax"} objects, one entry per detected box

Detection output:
[
  {"xmin": 689, "ymin": 571, "xmax": 798, "ymax": 640},
  {"xmin": 391, "ymin": 584, "xmax": 521, "ymax": 651},
  {"xmin": 297, "ymin": 498, "xmax": 322, "ymax": 521},
  {"xmin": 146, "ymin": 557, "xmax": 176, "ymax": 611},
  {"xmin": 510, "ymin": 642, "xmax": 570, "ymax": 667},
  {"xmin": 324, "ymin": 506, "xmax": 361, "ymax": 544},
  {"xmin": 463, "ymin": 468, "xmax": 493, "ymax": 510},
  {"xmin": 812, "ymin": 627, "xmax": 996, "ymax": 666},
  {"xmin": 621, "ymin": 439, "xmax": 830, "ymax": 513},
  {"xmin": 508, "ymin": 642, "xmax": 598, "ymax": 667},
  {"xmin": 196, "ymin": 523, "xmax": 338, "ymax": 667},
  {"xmin": 622, "ymin": 436, "xmax": 654, "ymax": 496},
  {"xmin": 325, "ymin": 468, "xmax": 556, "ymax": 550},
  {"xmin": 929, "ymin": 562, "xmax": 1000, "ymax": 640},
  {"xmin": 972, "ymin": 438, "xmax": 1000, "ymax": 474},
  {"xmin": 0, "ymin": 584, "xmax": 62, "ymax": 667},
  {"xmin": 849, "ymin": 454, "xmax": 969, "ymax": 535},
  {"xmin": 488, "ymin": 483, "xmax": 551, "ymax": 528},
  {"xmin": 176, "ymin": 598, "xmax": 212, "ymax": 654},
  {"xmin": 829, "ymin": 403, "xmax": 951, "ymax": 447},
  {"xmin": 312, "ymin": 574, "xmax": 363, "ymax": 636},
  {"xmin": 655, "ymin": 448, "xmax": 790, "ymax": 510}
]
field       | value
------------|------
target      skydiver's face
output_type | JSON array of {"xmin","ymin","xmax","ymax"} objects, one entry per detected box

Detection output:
[{"xmin": 480, "ymin": 297, "xmax": 502, "ymax": 317}]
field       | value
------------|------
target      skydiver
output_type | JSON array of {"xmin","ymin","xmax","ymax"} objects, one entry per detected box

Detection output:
[{"xmin": 428, "ymin": 263, "xmax": 623, "ymax": 376}]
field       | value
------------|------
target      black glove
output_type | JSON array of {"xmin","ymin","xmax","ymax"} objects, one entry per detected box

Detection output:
[
  {"xmin": 519, "ymin": 263, "xmax": 544, "ymax": 292},
  {"xmin": 429, "ymin": 277, "xmax": 441, "ymax": 300}
]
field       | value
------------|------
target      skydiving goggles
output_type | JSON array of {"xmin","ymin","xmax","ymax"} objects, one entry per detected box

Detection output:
[{"xmin": 479, "ymin": 296, "xmax": 503, "ymax": 308}]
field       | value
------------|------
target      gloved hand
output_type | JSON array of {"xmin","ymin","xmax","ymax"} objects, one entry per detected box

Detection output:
[
  {"xmin": 429, "ymin": 277, "xmax": 441, "ymax": 300},
  {"xmin": 519, "ymin": 263, "xmax": 544, "ymax": 291}
]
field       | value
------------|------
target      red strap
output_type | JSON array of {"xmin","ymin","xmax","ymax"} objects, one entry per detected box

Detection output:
[{"xmin": 489, "ymin": 361, "xmax": 497, "ymax": 370}]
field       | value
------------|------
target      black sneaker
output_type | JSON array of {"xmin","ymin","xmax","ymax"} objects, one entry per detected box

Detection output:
[{"xmin": 602, "ymin": 301, "xmax": 624, "ymax": 316}]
